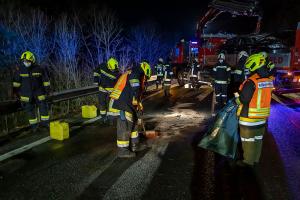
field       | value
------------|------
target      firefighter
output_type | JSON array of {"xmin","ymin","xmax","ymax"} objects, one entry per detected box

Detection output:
[
  {"xmin": 236, "ymin": 53, "xmax": 274, "ymax": 166},
  {"xmin": 212, "ymin": 53, "xmax": 231, "ymax": 107},
  {"xmin": 190, "ymin": 57, "xmax": 201, "ymax": 88},
  {"xmin": 110, "ymin": 61, "xmax": 151, "ymax": 158},
  {"xmin": 93, "ymin": 57, "xmax": 120, "ymax": 123},
  {"xmin": 12, "ymin": 51, "xmax": 50, "ymax": 131},
  {"xmin": 233, "ymin": 51, "xmax": 249, "ymax": 92},
  {"xmin": 259, "ymin": 51, "xmax": 276, "ymax": 77},
  {"xmin": 163, "ymin": 58, "xmax": 173, "ymax": 97},
  {"xmin": 154, "ymin": 58, "xmax": 164, "ymax": 89}
]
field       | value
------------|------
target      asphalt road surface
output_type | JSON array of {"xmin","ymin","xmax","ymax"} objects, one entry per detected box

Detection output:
[{"xmin": 0, "ymin": 86, "xmax": 297, "ymax": 200}]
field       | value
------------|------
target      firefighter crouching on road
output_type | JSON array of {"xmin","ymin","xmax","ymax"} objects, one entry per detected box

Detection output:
[
  {"xmin": 233, "ymin": 51, "xmax": 249, "ymax": 92},
  {"xmin": 154, "ymin": 58, "xmax": 164, "ymax": 89},
  {"xmin": 236, "ymin": 53, "xmax": 274, "ymax": 166},
  {"xmin": 93, "ymin": 58, "xmax": 120, "ymax": 123},
  {"xmin": 12, "ymin": 51, "xmax": 50, "ymax": 131},
  {"xmin": 110, "ymin": 61, "xmax": 152, "ymax": 158},
  {"xmin": 212, "ymin": 53, "xmax": 231, "ymax": 107},
  {"xmin": 163, "ymin": 58, "xmax": 173, "ymax": 97}
]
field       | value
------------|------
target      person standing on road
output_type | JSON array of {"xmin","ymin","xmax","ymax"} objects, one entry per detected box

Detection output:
[
  {"xmin": 93, "ymin": 58, "xmax": 120, "ymax": 124},
  {"xmin": 190, "ymin": 57, "xmax": 201, "ymax": 88},
  {"xmin": 212, "ymin": 53, "xmax": 231, "ymax": 107},
  {"xmin": 236, "ymin": 53, "xmax": 274, "ymax": 166},
  {"xmin": 154, "ymin": 58, "xmax": 164, "ymax": 89},
  {"xmin": 12, "ymin": 51, "xmax": 51, "ymax": 132},
  {"xmin": 163, "ymin": 58, "xmax": 173, "ymax": 97},
  {"xmin": 110, "ymin": 61, "xmax": 151, "ymax": 158}
]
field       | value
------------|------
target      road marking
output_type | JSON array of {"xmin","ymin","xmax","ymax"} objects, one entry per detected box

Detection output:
[
  {"xmin": 103, "ymin": 140, "xmax": 169, "ymax": 200},
  {"xmin": 0, "ymin": 116, "xmax": 102, "ymax": 162},
  {"xmin": 0, "ymin": 136, "xmax": 51, "ymax": 162}
]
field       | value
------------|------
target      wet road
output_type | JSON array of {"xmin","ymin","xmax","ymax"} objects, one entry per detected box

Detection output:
[{"xmin": 0, "ymin": 86, "xmax": 296, "ymax": 200}]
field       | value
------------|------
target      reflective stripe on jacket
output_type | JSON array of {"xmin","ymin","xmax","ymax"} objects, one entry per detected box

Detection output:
[{"xmin": 238, "ymin": 73, "xmax": 273, "ymax": 120}]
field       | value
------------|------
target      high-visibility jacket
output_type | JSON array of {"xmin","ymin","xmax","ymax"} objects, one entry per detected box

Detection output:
[
  {"xmin": 12, "ymin": 64, "xmax": 50, "ymax": 102},
  {"xmin": 93, "ymin": 63, "xmax": 119, "ymax": 93},
  {"xmin": 212, "ymin": 61, "xmax": 231, "ymax": 84},
  {"xmin": 110, "ymin": 69, "xmax": 143, "ymax": 116},
  {"xmin": 237, "ymin": 73, "xmax": 273, "ymax": 126}
]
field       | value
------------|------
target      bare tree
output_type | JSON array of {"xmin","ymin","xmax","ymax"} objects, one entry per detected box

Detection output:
[
  {"xmin": 91, "ymin": 8, "xmax": 123, "ymax": 62},
  {"xmin": 53, "ymin": 15, "xmax": 81, "ymax": 90},
  {"xmin": 129, "ymin": 23, "xmax": 168, "ymax": 66},
  {"xmin": 1, "ymin": 8, "xmax": 50, "ymax": 64}
]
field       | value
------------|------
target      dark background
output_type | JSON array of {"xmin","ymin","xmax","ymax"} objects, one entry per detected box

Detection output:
[{"xmin": 2, "ymin": 0, "xmax": 300, "ymax": 39}]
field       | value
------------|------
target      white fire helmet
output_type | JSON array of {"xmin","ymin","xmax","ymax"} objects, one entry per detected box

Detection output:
[
  {"xmin": 158, "ymin": 58, "xmax": 164, "ymax": 63},
  {"xmin": 238, "ymin": 51, "xmax": 249, "ymax": 60},
  {"xmin": 218, "ymin": 53, "xmax": 225, "ymax": 61}
]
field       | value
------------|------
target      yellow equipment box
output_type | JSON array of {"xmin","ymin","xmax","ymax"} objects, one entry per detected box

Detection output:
[
  {"xmin": 82, "ymin": 105, "xmax": 97, "ymax": 119},
  {"xmin": 50, "ymin": 121, "xmax": 69, "ymax": 141}
]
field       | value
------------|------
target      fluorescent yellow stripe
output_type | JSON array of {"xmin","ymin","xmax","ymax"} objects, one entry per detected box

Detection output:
[
  {"xmin": 13, "ymin": 82, "xmax": 21, "ymax": 87},
  {"xmin": 41, "ymin": 115, "xmax": 50, "ymax": 120},
  {"xmin": 20, "ymin": 74, "xmax": 29, "ymax": 77},
  {"xmin": 117, "ymin": 140, "xmax": 129, "ymax": 147},
  {"xmin": 32, "ymin": 73, "xmax": 41, "ymax": 76},
  {"xmin": 93, "ymin": 72, "xmax": 100, "ymax": 77},
  {"xmin": 125, "ymin": 112, "xmax": 133, "ymax": 122},
  {"xmin": 131, "ymin": 131, "xmax": 138, "ymax": 139},
  {"xmin": 105, "ymin": 87, "xmax": 114, "ymax": 92},
  {"xmin": 239, "ymin": 117, "xmax": 266, "ymax": 122},
  {"xmin": 257, "ymin": 88, "xmax": 262, "ymax": 109},
  {"xmin": 43, "ymin": 82, "xmax": 50, "ymax": 87},
  {"xmin": 20, "ymin": 96, "xmax": 30, "ymax": 102},
  {"xmin": 100, "ymin": 70, "xmax": 116, "ymax": 79},
  {"xmin": 38, "ymin": 95, "xmax": 46, "ymax": 101},
  {"xmin": 29, "ymin": 118, "xmax": 38, "ymax": 125}
]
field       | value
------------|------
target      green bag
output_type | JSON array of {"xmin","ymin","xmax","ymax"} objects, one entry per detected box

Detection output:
[{"xmin": 198, "ymin": 100, "xmax": 239, "ymax": 159}]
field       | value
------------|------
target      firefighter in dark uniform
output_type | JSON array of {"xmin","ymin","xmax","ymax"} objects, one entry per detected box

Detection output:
[
  {"xmin": 163, "ymin": 58, "xmax": 173, "ymax": 97},
  {"xmin": 93, "ymin": 58, "xmax": 120, "ymax": 122},
  {"xmin": 110, "ymin": 61, "xmax": 151, "ymax": 158},
  {"xmin": 154, "ymin": 58, "xmax": 164, "ymax": 89},
  {"xmin": 12, "ymin": 51, "xmax": 50, "ymax": 131},
  {"xmin": 236, "ymin": 53, "xmax": 274, "ymax": 166},
  {"xmin": 212, "ymin": 53, "xmax": 231, "ymax": 107},
  {"xmin": 190, "ymin": 57, "xmax": 201, "ymax": 88},
  {"xmin": 233, "ymin": 51, "xmax": 249, "ymax": 92}
]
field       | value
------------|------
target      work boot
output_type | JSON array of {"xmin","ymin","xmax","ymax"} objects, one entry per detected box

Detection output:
[
  {"xmin": 117, "ymin": 148, "xmax": 136, "ymax": 158},
  {"xmin": 131, "ymin": 142, "xmax": 148, "ymax": 152}
]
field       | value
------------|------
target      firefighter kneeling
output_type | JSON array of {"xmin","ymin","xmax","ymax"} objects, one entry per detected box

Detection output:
[
  {"xmin": 110, "ymin": 61, "xmax": 151, "ymax": 158},
  {"xmin": 236, "ymin": 53, "xmax": 274, "ymax": 166}
]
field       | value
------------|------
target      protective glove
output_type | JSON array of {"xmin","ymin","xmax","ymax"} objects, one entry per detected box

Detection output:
[{"xmin": 138, "ymin": 102, "xmax": 144, "ymax": 111}]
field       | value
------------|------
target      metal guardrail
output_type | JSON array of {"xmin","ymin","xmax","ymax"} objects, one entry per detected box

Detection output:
[
  {"xmin": 0, "ymin": 79, "xmax": 158, "ymax": 116},
  {"xmin": 0, "ymin": 85, "xmax": 99, "ymax": 116}
]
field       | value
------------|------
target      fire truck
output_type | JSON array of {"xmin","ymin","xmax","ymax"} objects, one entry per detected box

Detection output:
[{"xmin": 173, "ymin": 0, "xmax": 262, "ymax": 87}]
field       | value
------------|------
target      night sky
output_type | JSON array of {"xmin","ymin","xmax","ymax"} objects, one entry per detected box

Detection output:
[
  {"xmin": 4, "ymin": 0, "xmax": 300, "ymax": 39},
  {"xmin": 25, "ymin": 0, "xmax": 210, "ymax": 38}
]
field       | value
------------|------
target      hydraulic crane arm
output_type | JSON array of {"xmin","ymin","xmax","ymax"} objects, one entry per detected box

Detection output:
[{"xmin": 196, "ymin": 0, "xmax": 262, "ymax": 37}]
